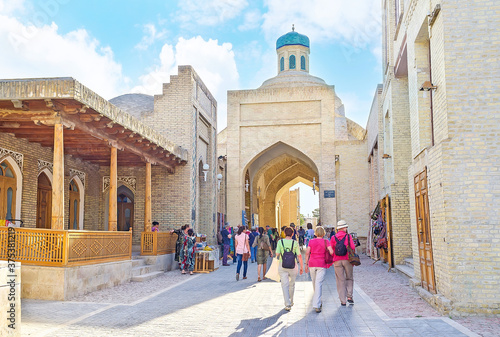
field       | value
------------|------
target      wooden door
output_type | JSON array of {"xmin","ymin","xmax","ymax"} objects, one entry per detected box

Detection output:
[
  {"xmin": 37, "ymin": 173, "xmax": 52, "ymax": 229},
  {"xmin": 0, "ymin": 161, "xmax": 17, "ymax": 221},
  {"xmin": 117, "ymin": 193, "xmax": 133, "ymax": 231},
  {"xmin": 68, "ymin": 179, "xmax": 80, "ymax": 230},
  {"xmin": 414, "ymin": 168, "xmax": 436, "ymax": 293}
]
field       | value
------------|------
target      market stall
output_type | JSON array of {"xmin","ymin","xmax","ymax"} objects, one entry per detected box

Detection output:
[{"xmin": 368, "ymin": 195, "xmax": 393, "ymax": 268}]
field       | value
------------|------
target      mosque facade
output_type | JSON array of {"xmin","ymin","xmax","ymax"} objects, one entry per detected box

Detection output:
[{"xmin": 220, "ymin": 29, "xmax": 370, "ymax": 242}]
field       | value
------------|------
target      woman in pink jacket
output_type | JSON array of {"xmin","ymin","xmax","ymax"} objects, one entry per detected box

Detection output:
[{"xmin": 330, "ymin": 220, "xmax": 356, "ymax": 306}]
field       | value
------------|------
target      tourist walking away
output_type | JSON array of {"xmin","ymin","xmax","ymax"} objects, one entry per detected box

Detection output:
[
  {"xmin": 289, "ymin": 223, "xmax": 297, "ymax": 240},
  {"xmin": 280, "ymin": 226, "xmax": 287, "ymax": 239},
  {"xmin": 172, "ymin": 224, "xmax": 189, "ymax": 265},
  {"xmin": 249, "ymin": 228, "xmax": 258, "ymax": 263},
  {"xmin": 305, "ymin": 226, "xmax": 333, "ymax": 312},
  {"xmin": 305, "ymin": 223, "xmax": 315, "ymax": 247},
  {"xmin": 298, "ymin": 226, "xmax": 305, "ymax": 247},
  {"xmin": 180, "ymin": 228, "xmax": 196, "ymax": 275},
  {"xmin": 221, "ymin": 224, "xmax": 231, "ymax": 266},
  {"xmin": 252, "ymin": 227, "xmax": 274, "ymax": 281},
  {"xmin": 151, "ymin": 221, "xmax": 160, "ymax": 232},
  {"xmin": 276, "ymin": 227, "xmax": 304, "ymax": 311},
  {"xmin": 230, "ymin": 227, "xmax": 237, "ymax": 264},
  {"xmin": 235, "ymin": 226, "xmax": 250, "ymax": 280},
  {"xmin": 331, "ymin": 220, "xmax": 356, "ymax": 306}
]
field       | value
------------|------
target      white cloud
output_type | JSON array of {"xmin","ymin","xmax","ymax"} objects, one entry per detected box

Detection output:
[
  {"xmin": 132, "ymin": 36, "xmax": 239, "ymax": 131},
  {"xmin": 238, "ymin": 9, "xmax": 262, "ymax": 31},
  {"xmin": 176, "ymin": 0, "xmax": 248, "ymax": 26},
  {"xmin": 134, "ymin": 23, "xmax": 167, "ymax": 50},
  {"xmin": 0, "ymin": 14, "xmax": 128, "ymax": 99},
  {"xmin": 262, "ymin": 0, "xmax": 381, "ymax": 58},
  {"xmin": 0, "ymin": 0, "xmax": 25, "ymax": 15}
]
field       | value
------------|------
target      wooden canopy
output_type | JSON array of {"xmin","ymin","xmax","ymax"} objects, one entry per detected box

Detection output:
[{"xmin": 0, "ymin": 78, "xmax": 188, "ymax": 172}]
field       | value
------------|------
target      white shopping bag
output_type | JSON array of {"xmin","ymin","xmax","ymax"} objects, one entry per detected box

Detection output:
[{"xmin": 265, "ymin": 258, "xmax": 281, "ymax": 282}]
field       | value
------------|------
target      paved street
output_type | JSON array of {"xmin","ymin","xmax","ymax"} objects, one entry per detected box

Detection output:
[{"xmin": 21, "ymin": 256, "xmax": 479, "ymax": 337}]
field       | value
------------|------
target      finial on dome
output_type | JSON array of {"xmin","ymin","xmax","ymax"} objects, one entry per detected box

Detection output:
[{"xmin": 292, "ymin": 24, "xmax": 295, "ymax": 32}]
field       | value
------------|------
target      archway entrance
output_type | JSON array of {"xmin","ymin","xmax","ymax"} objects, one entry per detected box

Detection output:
[
  {"xmin": 36, "ymin": 172, "xmax": 52, "ymax": 228},
  {"xmin": 243, "ymin": 143, "xmax": 320, "ymax": 230},
  {"xmin": 117, "ymin": 185, "xmax": 134, "ymax": 231}
]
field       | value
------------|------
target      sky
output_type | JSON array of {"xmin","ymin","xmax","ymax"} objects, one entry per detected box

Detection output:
[
  {"xmin": 0, "ymin": 0, "xmax": 382, "ymax": 217},
  {"xmin": 0, "ymin": 0, "xmax": 382, "ymax": 131}
]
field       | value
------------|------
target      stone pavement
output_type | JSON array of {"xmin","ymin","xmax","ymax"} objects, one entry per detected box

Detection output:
[{"xmin": 20, "ymin": 256, "xmax": 481, "ymax": 337}]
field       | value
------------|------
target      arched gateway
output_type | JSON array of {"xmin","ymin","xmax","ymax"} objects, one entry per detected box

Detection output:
[{"xmin": 222, "ymin": 29, "xmax": 369, "ymax": 235}]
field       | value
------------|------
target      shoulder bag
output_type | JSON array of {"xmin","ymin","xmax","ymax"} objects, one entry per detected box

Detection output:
[
  {"xmin": 347, "ymin": 235, "xmax": 361, "ymax": 266},
  {"xmin": 324, "ymin": 239, "xmax": 334, "ymax": 265}
]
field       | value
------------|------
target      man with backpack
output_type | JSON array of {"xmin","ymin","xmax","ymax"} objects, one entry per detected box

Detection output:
[
  {"xmin": 330, "ymin": 220, "xmax": 356, "ymax": 306},
  {"xmin": 275, "ymin": 227, "xmax": 304, "ymax": 311}
]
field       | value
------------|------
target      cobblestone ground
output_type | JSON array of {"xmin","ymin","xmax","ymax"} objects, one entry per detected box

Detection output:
[{"xmin": 19, "ymin": 255, "xmax": 489, "ymax": 337}]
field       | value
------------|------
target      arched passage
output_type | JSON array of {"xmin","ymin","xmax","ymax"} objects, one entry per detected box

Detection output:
[{"xmin": 243, "ymin": 142, "xmax": 320, "ymax": 229}]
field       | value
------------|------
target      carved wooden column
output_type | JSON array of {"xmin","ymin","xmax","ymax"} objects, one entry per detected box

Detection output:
[
  {"xmin": 108, "ymin": 146, "xmax": 118, "ymax": 231},
  {"xmin": 51, "ymin": 123, "xmax": 65, "ymax": 229},
  {"xmin": 144, "ymin": 161, "xmax": 152, "ymax": 232}
]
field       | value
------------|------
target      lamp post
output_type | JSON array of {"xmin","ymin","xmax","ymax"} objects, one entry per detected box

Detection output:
[{"xmin": 202, "ymin": 164, "xmax": 209, "ymax": 182}]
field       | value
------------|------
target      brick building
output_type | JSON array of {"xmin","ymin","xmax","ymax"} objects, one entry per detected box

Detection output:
[
  {"xmin": 0, "ymin": 66, "xmax": 218, "ymax": 246},
  {"xmin": 220, "ymin": 29, "xmax": 370, "ymax": 240},
  {"xmin": 372, "ymin": 0, "xmax": 500, "ymax": 315}
]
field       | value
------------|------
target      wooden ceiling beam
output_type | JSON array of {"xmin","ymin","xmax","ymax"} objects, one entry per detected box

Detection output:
[{"xmin": 61, "ymin": 113, "xmax": 175, "ymax": 172}]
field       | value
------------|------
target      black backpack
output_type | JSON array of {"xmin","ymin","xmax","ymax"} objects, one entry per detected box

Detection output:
[
  {"xmin": 334, "ymin": 235, "xmax": 348, "ymax": 256},
  {"xmin": 281, "ymin": 240, "xmax": 296, "ymax": 269}
]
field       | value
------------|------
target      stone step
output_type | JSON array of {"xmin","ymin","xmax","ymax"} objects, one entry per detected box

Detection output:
[
  {"xmin": 132, "ymin": 265, "xmax": 157, "ymax": 276},
  {"xmin": 395, "ymin": 263, "xmax": 415, "ymax": 279},
  {"xmin": 404, "ymin": 257, "xmax": 414, "ymax": 268},
  {"xmin": 131, "ymin": 271, "xmax": 164, "ymax": 282},
  {"xmin": 132, "ymin": 259, "xmax": 146, "ymax": 268}
]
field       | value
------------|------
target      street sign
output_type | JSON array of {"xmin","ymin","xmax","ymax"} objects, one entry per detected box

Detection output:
[{"xmin": 324, "ymin": 190, "xmax": 335, "ymax": 198}]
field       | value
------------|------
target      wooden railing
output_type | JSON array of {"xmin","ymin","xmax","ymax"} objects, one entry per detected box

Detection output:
[
  {"xmin": 141, "ymin": 232, "xmax": 177, "ymax": 255},
  {"xmin": 0, "ymin": 227, "xmax": 132, "ymax": 267}
]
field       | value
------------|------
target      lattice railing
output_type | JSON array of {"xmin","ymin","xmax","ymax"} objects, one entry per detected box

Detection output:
[
  {"xmin": 141, "ymin": 232, "xmax": 176, "ymax": 255},
  {"xmin": 0, "ymin": 227, "xmax": 132, "ymax": 266}
]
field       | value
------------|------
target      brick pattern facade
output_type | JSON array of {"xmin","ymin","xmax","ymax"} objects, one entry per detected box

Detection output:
[{"xmin": 380, "ymin": 0, "xmax": 500, "ymax": 315}]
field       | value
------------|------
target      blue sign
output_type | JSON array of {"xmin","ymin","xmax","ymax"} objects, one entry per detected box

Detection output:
[{"xmin": 324, "ymin": 190, "xmax": 335, "ymax": 198}]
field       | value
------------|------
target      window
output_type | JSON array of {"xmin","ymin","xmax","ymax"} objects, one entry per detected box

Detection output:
[
  {"xmin": 280, "ymin": 57, "xmax": 284, "ymax": 71},
  {"xmin": 301, "ymin": 56, "xmax": 306, "ymax": 70},
  {"xmin": 289, "ymin": 55, "xmax": 296, "ymax": 69}
]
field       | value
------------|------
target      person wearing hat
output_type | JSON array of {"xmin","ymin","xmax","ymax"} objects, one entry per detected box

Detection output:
[{"xmin": 330, "ymin": 220, "xmax": 356, "ymax": 306}]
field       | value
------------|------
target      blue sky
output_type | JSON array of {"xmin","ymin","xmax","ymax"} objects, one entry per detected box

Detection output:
[{"xmin": 0, "ymin": 0, "xmax": 382, "ymax": 132}]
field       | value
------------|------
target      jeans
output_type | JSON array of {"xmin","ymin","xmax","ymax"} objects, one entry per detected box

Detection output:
[
  {"xmin": 236, "ymin": 254, "xmax": 248, "ymax": 277},
  {"xmin": 222, "ymin": 244, "xmax": 230, "ymax": 265},
  {"xmin": 278, "ymin": 264, "xmax": 298, "ymax": 307},
  {"xmin": 250, "ymin": 246, "xmax": 258, "ymax": 262},
  {"xmin": 309, "ymin": 267, "xmax": 326, "ymax": 309}
]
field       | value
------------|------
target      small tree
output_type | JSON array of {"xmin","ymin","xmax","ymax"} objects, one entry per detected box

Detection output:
[
  {"xmin": 299, "ymin": 214, "xmax": 305, "ymax": 226},
  {"xmin": 312, "ymin": 208, "xmax": 320, "ymax": 218}
]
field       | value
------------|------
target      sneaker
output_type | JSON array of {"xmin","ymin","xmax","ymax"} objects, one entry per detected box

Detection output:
[
  {"xmin": 315, "ymin": 308, "xmax": 321, "ymax": 313},
  {"xmin": 243, "ymin": 276, "xmax": 247, "ymax": 279},
  {"xmin": 284, "ymin": 306, "xmax": 291, "ymax": 311},
  {"xmin": 341, "ymin": 303, "xmax": 346, "ymax": 306},
  {"xmin": 222, "ymin": 264, "xmax": 230, "ymax": 266},
  {"xmin": 236, "ymin": 273, "xmax": 239, "ymax": 281},
  {"xmin": 347, "ymin": 298, "xmax": 354, "ymax": 304}
]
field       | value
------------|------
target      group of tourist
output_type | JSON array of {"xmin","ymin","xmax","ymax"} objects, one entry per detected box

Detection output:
[{"xmin": 218, "ymin": 219, "xmax": 357, "ymax": 312}]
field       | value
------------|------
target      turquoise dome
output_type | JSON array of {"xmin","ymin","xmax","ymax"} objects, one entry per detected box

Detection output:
[{"xmin": 276, "ymin": 31, "xmax": 310, "ymax": 49}]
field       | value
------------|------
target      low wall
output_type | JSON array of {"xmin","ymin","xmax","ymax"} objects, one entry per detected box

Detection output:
[
  {"xmin": 1, "ymin": 260, "xmax": 21, "ymax": 336},
  {"xmin": 21, "ymin": 260, "xmax": 133, "ymax": 300}
]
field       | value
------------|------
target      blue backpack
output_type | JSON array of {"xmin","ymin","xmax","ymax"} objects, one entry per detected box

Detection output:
[{"xmin": 281, "ymin": 240, "xmax": 296, "ymax": 269}]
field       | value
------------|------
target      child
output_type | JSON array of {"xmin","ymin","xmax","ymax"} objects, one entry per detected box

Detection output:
[{"xmin": 151, "ymin": 221, "xmax": 160, "ymax": 232}]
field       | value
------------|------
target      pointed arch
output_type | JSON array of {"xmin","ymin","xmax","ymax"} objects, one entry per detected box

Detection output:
[
  {"xmin": 0, "ymin": 156, "xmax": 23, "ymax": 220},
  {"xmin": 69, "ymin": 175, "xmax": 85, "ymax": 230}
]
